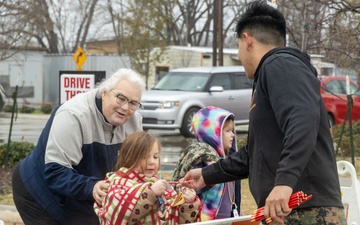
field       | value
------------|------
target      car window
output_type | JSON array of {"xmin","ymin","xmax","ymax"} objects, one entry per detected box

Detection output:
[
  {"xmin": 152, "ymin": 72, "xmax": 209, "ymax": 91},
  {"xmin": 325, "ymin": 81, "xmax": 343, "ymax": 94},
  {"xmin": 351, "ymin": 85, "xmax": 360, "ymax": 97},
  {"xmin": 233, "ymin": 73, "xmax": 253, "ymax": 90},
  {"xmin": 339, "ymin": 80, "xmax": 360, "ymax": 97},
  {"xmin": 208, "ymin": 73, "xmax": 231, "ymax": 90}
]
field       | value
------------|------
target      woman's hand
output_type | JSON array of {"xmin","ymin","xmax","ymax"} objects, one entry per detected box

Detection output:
[{"xmin": 92, "ymin": 180, "xmax": 109, "ymax": 204}]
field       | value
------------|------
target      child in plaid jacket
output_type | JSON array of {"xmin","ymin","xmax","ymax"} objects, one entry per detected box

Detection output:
[{"xmin": 94, "ymin": 131, "xmax": 201, "ymax": 225}]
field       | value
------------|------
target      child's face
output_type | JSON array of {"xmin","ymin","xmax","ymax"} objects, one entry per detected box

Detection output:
[
  {"xmin": 222, "ymin": 121, "xmax": 235, "ymax": 153},
  {"xmin": 134, "ymin": 142, "xmax": 160, "ymax": 177}
]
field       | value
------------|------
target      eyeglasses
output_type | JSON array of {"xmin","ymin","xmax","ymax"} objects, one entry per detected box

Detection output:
[{"xmin": 111, "ymin": 90, "xmax": 143, "ymax": 110}]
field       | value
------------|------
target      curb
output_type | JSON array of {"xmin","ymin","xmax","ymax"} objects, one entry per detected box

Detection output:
[
  {"xmin": 0, "ymin": 112, "xmax": 50, "ymax": 120},
  {"xmin": 0, "ymin": 205, "xmax": 23, "ymax": 225}
]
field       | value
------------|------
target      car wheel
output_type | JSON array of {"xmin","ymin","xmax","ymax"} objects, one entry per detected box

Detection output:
[
  {"xmin": 180, "ymin": 107, "xmax": 200, "ymax": 138},
  {"xmin": 328, "ymin": 114, "xmax": 335, "ymax": 128}
]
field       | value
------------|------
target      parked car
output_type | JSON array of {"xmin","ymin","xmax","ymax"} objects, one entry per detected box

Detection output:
[
  {"xmin": 138, "ymin": 66, "xmax": 253, "ymax": 137},
  {"xmin": 319, "ymin": 76, "xmax": 360, "ymax": 126}
]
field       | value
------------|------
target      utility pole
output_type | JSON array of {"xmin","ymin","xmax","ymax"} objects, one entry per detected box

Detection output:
[
  {"xmin": 218, "ymin": 0, "xmax": 223, "ymax": 66},
  {"xmin": 212, "ymin": 0, "xmax": 218, "ymax": 66}
]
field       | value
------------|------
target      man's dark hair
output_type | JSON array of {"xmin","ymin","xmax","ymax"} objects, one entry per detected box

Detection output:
[{"xmin": 236, "ymin": 0, "xmax": 286, "ymax": 47}]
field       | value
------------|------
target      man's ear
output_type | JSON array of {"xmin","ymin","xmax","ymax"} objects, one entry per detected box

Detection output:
[{"xmin": 243, "ymin": 33, "xmax": 253, "ymax": 50}]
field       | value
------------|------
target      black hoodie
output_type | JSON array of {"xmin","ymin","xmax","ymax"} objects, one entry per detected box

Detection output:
[{"xmin": 203, "ymin": 47, "xmax": 343, "ymax": 209}]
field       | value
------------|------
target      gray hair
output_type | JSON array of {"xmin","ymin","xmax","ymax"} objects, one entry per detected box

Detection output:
[{"xmin": 96, "ymin": 68, "xmax": 145, "ymax": 98}]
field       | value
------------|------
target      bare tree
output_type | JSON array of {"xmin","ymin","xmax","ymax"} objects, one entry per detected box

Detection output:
[
  {"xmin": 1, "ymin": 0, "xmax": 101, "ymax": 54},
  {"xmin": 316, "ymin": 0, "xmax": 360, "ymax": 69},
  {"xmin": 106, "ymin": 0, "xmax": 173, "ymax": 88},
  {"xmin": 0, "ymin": 0, "xmax": 38, "ymax": 60},
  {"xmin": 71, "ymin": 0, "xmax": 100, "ymax": 53},
  {"xmin": 102, "ymin": 0, "xmax": 127, "ymax": 55},
  {"xmin": 222, "ymin": 0, "xmax": 248, "ymax": 48},
  {"xmin": 2, "ymin": 0, "xmax": 359, "ymax": 73},
  {"xmin": 275, "ymin": 0, "xmax": 359, "ymax": 73},
  {"xmin": 278, "ymin": 0, "xmax": 326, "ymax": 53}
]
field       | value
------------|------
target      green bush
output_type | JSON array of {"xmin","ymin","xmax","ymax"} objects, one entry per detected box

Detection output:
[
  {"xmin": 41, "ymin": 104, "xmax": 53, "ymax": 114},
  {"xmin": 0, "ymin": 142, "xmax": 34, "ymax": 168},
  {"xmin": 333, "ymin": 121, "xmax": 360, "ymax": 157},
  {"xmin": 19, "ymin": 105, "xmax": 35, "ymax": 113},
  {"xmin": 3, "ymin": 105, "xmax": 14, "ymax": 113}
]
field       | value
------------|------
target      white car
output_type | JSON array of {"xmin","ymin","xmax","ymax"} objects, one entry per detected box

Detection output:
[{"xmin": 138, "ymin": 66, "xmax": 253, "ymax": 137}]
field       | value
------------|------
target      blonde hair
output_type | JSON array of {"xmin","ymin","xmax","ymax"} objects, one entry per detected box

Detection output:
[{"xmin": 115, "ymin": 131, "xmax": 161, "ymax": 171}]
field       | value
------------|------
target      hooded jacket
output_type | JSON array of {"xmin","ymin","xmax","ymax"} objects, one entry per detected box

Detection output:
[
  {"xmin": 202, "ymin": 47, "xmax": 343, "ymax": 209},
  {"xmin": 172, "ymin": 106, "xmax": 241, "ymax": 220},
  {"xmin": 94, "ymin": 167, "xmax": 201, "ymax": 225}
]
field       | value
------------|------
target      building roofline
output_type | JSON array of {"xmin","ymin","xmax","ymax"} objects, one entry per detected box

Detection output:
[{"xmin": 0, "ymin": 45, "xmax": 48, "ymax": 52}]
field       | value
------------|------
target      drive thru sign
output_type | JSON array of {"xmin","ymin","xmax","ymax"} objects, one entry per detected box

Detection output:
[{"xmin": 59, "ymin": 71, "xmax": 106, "ymax": 104}]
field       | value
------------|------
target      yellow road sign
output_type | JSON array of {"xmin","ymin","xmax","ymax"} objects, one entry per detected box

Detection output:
[{"xmin": 73, "ymin": 47, "xmax": 87, "ymax": 71}]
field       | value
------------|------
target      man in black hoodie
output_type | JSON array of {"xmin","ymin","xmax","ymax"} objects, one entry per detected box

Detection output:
[{"xmin": 179, "ymin": 1, "xmax": 346, "ymax": 224}]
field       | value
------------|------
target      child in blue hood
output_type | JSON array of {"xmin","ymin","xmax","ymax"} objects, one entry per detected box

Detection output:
[{"xmin": 171, "ymin": 106, "xmax": 241, "ymax": 221}]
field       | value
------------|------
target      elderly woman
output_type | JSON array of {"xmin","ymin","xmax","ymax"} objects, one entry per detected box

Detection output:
[{"xmin": 12, "ymin": 68, "xmax": 145, "ymax": 225}]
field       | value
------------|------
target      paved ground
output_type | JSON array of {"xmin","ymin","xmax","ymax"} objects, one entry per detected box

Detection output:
[
  {"xmin": 0, "ymin": 204, "xmax": 23, "ymax": 225},
  {"xmin": 0, "ymin": 112, "xmax": 40, "ymax": 225}
]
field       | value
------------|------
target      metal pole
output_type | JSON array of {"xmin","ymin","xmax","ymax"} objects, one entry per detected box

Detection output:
[
  {"xmin": 347, "ymin": 94, "xmax": 355, "ymax": 166},
  {"xmin": 345, "ymin": 75, "xmax": 355, "ymax": 166},
  {"xmin": 5, "ymin": 85, "xmax": 18, "ymax": 170},
  {"xmin": 212, "ymin": 0, "xmax": 218, "ymax": 66},
  {"xmin": 218, "ymin": 0, "xmax": 223, "ymax": 66}
]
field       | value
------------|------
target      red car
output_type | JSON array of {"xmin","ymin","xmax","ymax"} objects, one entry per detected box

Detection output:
[{"xmin": 319, "ymin": 76, "xmax": 360, "ymax": 126}]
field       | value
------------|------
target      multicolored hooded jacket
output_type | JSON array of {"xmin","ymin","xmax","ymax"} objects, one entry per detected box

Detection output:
[
  {"xmin": 94, "ymin": 167, "xmax": 201, "ymax": 225},
  {"xmin": 172, "ymin": 106, "xmax": 241, "ymax": 221}
]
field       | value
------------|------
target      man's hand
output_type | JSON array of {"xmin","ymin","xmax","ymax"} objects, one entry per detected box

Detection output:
[
  {"xmin": 263, "ymin": 185, "xmax": 293, "ymax": 225},
  {"xmin": 177, "ymin": 168, "xmax": 206, "ymax": 189},
  {"xmin": 93, "ymin": 180, "xmax": 109, "ymax": 204}
]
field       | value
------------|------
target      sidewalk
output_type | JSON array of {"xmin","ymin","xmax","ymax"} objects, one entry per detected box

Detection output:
[
  {"xmin": 0, "ymin": 112, "xmax": 50, "ymax": 120},
  {"xmin": 0, "ymin": 112, "xmax": 46, "ymax": 224},
  {"xmin": 0, "ymin": 205, "xmax": 23, "ymax": 225}
]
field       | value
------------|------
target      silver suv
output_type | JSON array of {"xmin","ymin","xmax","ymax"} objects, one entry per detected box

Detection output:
[{"xmin": 138, "ymin": 66, "xmax": 253, "ymax": 137}]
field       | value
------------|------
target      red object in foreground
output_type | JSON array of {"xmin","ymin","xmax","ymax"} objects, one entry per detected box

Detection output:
[{"xmin": 250, "ymin": 191, "xmax": 313, "ymax": 223}]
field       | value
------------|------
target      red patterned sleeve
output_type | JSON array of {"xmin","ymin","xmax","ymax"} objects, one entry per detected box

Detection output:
[
  {"xmin": 127, "ymin": 186, "xmax": 158, "ymax": 224},
  {"xmin": 178, "ymin": 196, "xmax": 202, "ymax": 224}
]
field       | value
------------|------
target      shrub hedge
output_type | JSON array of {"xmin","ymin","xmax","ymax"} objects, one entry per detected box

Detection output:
[
  {"xmin": 0, "ymin": 142, "xmax": 34, "ymax": 168},
  {"xmin": 332, "ymin": 121, "xmax": 360, "ymax": 157},
  {"xmin": 41, "ymin": 104, "xmax": 53, "ymax": 114}
]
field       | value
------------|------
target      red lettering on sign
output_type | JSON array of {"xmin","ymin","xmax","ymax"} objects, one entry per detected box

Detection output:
[
  {"xmin": 65, "ymin": 90, "xmax": 84, "ymax": 100},
  {"xmin": 64, "ymin": 77, "xmax": 70, "ymax": 88},
  {"xmin": 64, "ymin": 77, "xmax": 91, "ymax": 88},
  {"xmin": 85, "ymin": 78, "xmax": 90, "ymax": 88}
]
